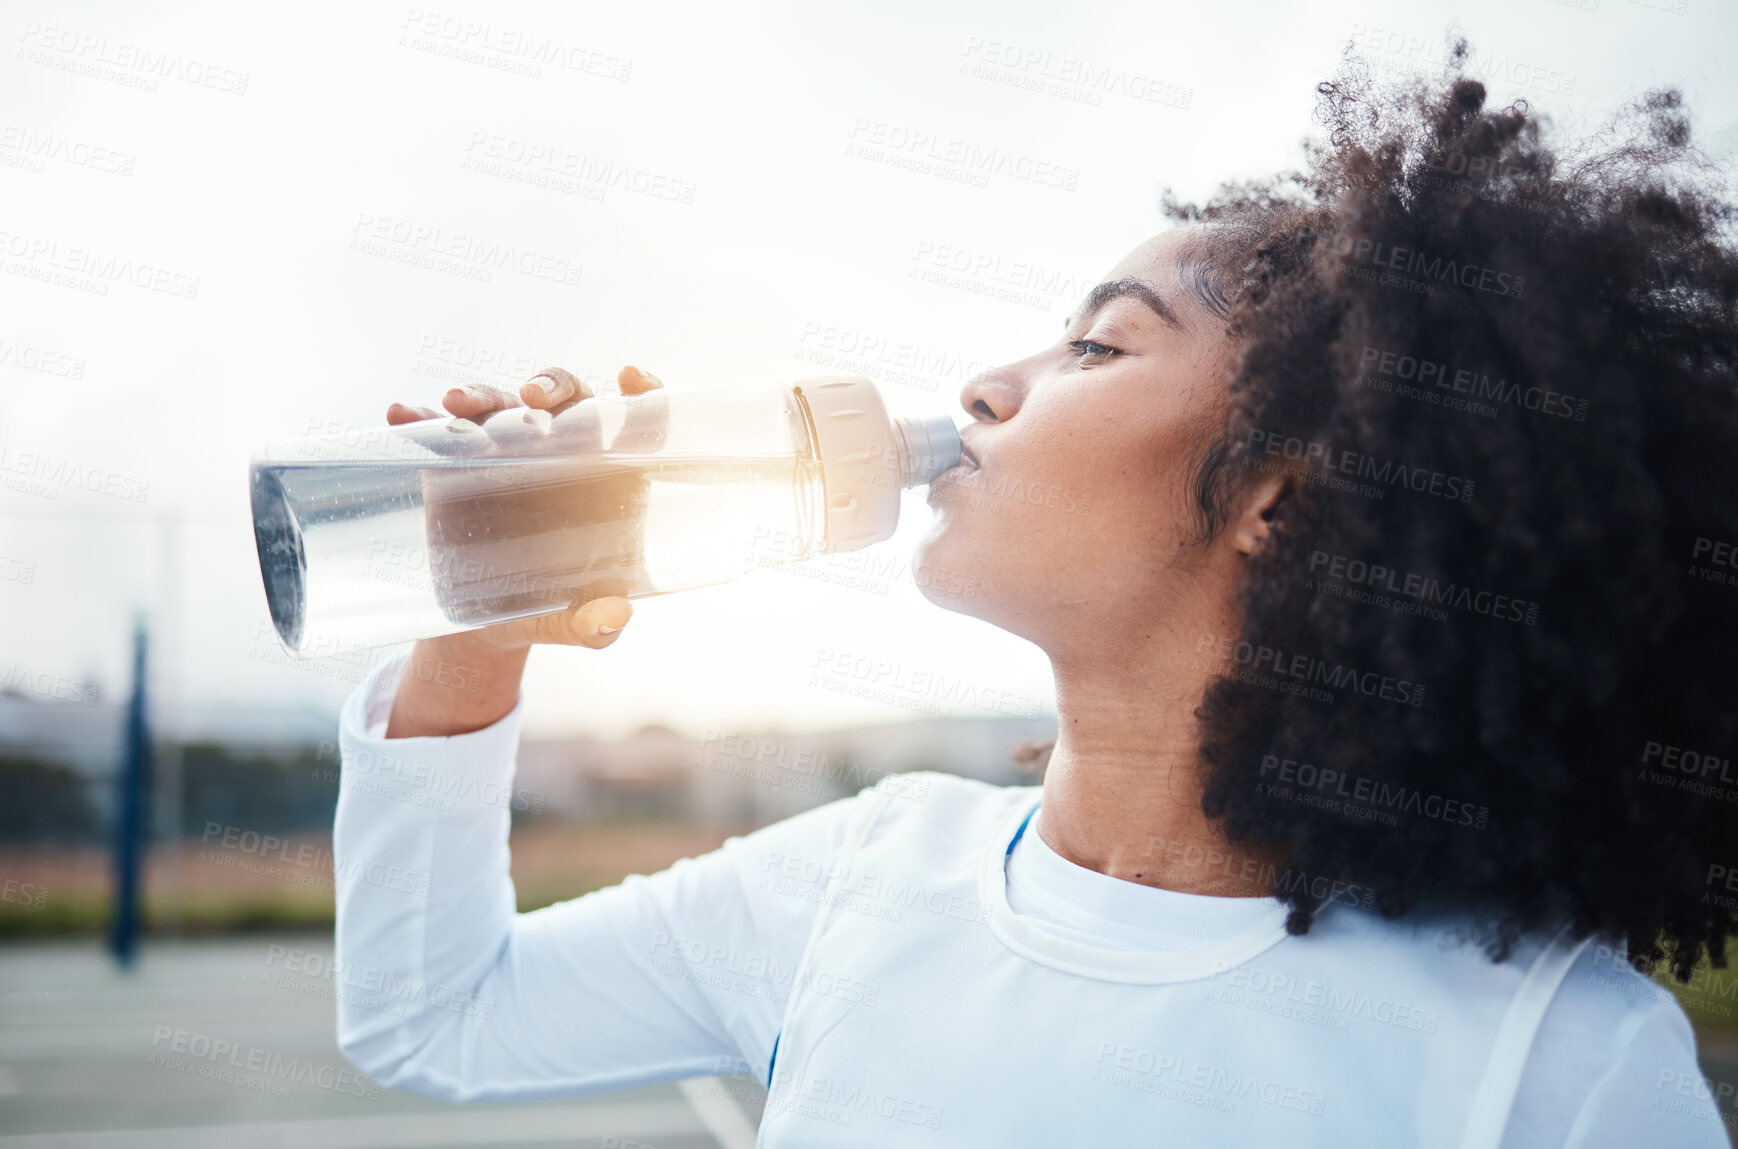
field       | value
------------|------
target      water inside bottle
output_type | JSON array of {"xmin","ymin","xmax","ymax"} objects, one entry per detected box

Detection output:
[
  {"xmin": 252, "ymin": 452, "xmax": 823, "ymax": 652},
  {"xmin": 419, "ymin": 453, "xmax": 823, "ymax": 622}
]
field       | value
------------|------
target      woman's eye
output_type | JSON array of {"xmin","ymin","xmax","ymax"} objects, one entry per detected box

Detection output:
[{"xmin": 1068, "ymin": 338, "xmax": 1120, "ymax": 360}]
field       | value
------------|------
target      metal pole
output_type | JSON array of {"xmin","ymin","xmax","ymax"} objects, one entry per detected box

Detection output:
[{"xmin": 109, "ymin": 621, "xmax": 152, "ymax": 969}]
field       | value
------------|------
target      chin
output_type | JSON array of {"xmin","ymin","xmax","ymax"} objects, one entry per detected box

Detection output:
[{"xmin": 910, "ymin": 522, "xmax": 980, "ymax": 612}]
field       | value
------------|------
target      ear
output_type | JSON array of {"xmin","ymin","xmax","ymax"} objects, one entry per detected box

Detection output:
[{"xmin": 1229, "ymin": 473, "xmax": 1288, "ymax": 556}]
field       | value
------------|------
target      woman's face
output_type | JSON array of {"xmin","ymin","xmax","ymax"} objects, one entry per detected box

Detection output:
[{"xmin": 913, "ymin": 227, "xmax": 1243, "ymax": 650}]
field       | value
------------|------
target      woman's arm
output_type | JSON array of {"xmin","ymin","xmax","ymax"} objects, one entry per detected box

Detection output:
[
  {"xmin": 383, "ymin": 637, "xmax": 529, "ymax": 738},
  {"xmin": 333, "ymin": 655, "xmax": 875, "ymax": 1101},
  {"xmin": 333, "ymin": 364, "xmax": 873, "ymax": 1100}
]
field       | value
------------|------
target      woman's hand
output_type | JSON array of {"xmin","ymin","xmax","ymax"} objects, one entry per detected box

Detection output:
[{"xmin": 382, "ymin": 364, "xmax": 665, "ymax": 738}]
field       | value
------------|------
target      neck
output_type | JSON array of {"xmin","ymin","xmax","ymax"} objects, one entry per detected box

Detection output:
[{"xmin": 1035, "ymin": 608, "xmax": 1282, "ymax": 898}]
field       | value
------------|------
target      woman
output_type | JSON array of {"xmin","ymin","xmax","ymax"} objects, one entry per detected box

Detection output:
[{"xmin": 332, "ymin": 51, "xmax": 1738, "ymax": 1146}]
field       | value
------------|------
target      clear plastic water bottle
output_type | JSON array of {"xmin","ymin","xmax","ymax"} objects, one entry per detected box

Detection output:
[{"xmin": 250, "ymin": 375, "xmax": 960, "ymax": 656}]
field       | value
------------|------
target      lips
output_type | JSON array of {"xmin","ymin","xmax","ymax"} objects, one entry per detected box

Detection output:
[{"xmin": 928, "ymin": 440, "xmax": 980, "ymax": 492}]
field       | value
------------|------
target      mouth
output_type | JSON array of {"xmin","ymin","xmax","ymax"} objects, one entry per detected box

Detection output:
[{"xmin": 927, "ymin": 442, "xmax": 980, "ymax": 494}]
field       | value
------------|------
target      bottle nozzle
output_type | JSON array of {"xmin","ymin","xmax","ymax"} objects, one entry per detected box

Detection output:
[{"xmin": 892, "ymin": 414, "xmax": 962, "ymax": 488}]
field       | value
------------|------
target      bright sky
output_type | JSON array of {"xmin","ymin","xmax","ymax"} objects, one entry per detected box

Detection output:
[{"xmin": 1, "ymin": 0, "xmax": 1733, "ymax": 739}]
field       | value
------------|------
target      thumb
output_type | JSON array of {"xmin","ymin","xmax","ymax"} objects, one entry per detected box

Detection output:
[{"xmin": 496, "ymin": 596, "xmax": 633, "ymax": 649}]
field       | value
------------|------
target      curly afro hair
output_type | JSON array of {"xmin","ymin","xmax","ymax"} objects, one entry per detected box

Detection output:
[{"xmin": 1132, "ymin": 40, "xmax": 1738, "ymax": 983}]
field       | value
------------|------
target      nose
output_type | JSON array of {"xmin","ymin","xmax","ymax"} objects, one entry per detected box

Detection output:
[{"xmin": 959, "ymin": 361, "xmax": 1026, "ymax": 424}]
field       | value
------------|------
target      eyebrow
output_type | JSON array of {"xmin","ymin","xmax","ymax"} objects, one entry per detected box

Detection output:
[{"xmin": 1065, "ymin": 277, "xmax": 1184, "ymax": 332}]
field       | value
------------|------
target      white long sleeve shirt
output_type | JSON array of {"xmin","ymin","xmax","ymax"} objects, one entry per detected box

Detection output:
[{"xmin": 332, "ymin": 656, "xmax": 1729, "ymax": 1147}]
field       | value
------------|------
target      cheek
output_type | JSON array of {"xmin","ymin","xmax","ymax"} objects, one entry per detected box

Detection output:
[
  {"xmin": 921, "ymin": 407, "xmax": 1190, "ymax": 596},
  {"xmin": 1051, "ymin": 397, "xmax": 1218, "ymax": 545},
  {"xmin": 915, "ymin": 363, "xmax": 1228, "ymax": 617},
  {"xmin": 1008, "ymin": 389, "xmax": 1189, "ymax": 536}
]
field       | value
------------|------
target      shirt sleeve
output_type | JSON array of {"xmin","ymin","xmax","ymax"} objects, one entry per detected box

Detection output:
[
  {"xmin": 332, "ymin": 653, "xmax": 877, "ymax": 1104},
  {"xmin": 1559, "ymin": 996, "xmax": 1732, "ymax": 1148},
  {"xmin": 1502, "ymin": 941, "xmax": 1732, "ymax": 1149}
]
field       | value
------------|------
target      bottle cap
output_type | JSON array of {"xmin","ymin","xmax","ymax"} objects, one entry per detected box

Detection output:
[
  {"xmin": 793, "ymin": 376, "xmax": 956, "ymax": 554},
  {"xmin": 892, "ymin": 413, "xmax": 962, "ymax": 487}
]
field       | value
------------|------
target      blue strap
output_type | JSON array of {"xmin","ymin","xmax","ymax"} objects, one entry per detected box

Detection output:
[{"xmin": 1007, "ymin": 805, "xmax": 1037, "ymax": 856}]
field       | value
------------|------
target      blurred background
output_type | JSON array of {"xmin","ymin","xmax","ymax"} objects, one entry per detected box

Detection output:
[{"xmin": 2, "ymin": 0, "xmax": 1736, "ymax": 1144}]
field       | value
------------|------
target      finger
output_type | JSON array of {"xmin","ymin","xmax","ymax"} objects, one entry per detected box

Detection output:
[
  {"xmin": 442, "ymin": 382, "xmax": 520, "ymax": 419},
  {"xmin": 514, "ymin": 601, "xmax": 639, "ymax": 646},
  {"xmin": 493, "ymin": 594, "xmax": 636, "ymax": 650},
  {"xmin": 522, "ymin": 366, "xmax": 592, "ymax": 411},
  {"xmin": 386, "ymin": 402, "xmax": 441, "ymax": 425},
  {"xmin": 619, "ymin": 364, "xmax": 664, "ymax": 394}
]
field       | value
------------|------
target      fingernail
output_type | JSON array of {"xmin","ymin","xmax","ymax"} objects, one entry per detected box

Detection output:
[
  {"xmin": 596, "ymin": 623, "xmax": 621, "ymax": 635},
  {"xmin": 531, "ymin": 374, "xmax": 574, "ymax": 403}
]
